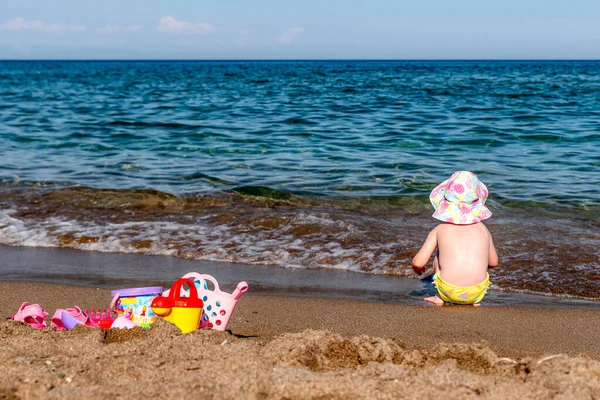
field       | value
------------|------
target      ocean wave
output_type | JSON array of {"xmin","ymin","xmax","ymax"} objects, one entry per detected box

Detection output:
[{"xmin": 0, "ymin": 185, "xmax": 598, "ymax": 300}]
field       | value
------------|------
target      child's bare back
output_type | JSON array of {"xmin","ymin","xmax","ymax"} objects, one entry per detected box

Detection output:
[
  {"xmin": 412, "ymin": 171, "xmax": 498, "ymax": 306},
  {"xmin": 433, "ymin": 222, "xmax": 496, "ymax": 286}
]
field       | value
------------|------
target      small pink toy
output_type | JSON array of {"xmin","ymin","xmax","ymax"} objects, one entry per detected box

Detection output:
[
  {"xmin": 11, "ymin": 302, "xmax": 48, "ymax": 329},
  {"xmin": 164, "ymin": 273, "xmax": 248, "ymax": 331},
  {"xmin": 85, "ymin": 308, "xmax": 116, "ymax": 329},
  {"xmin": 51, "ymin": 306, "xmax": 90, "ymax": 330},
  {"xmin": 110, "ymin": 309, "xmax": 137, "ymax": 329},
  {"xmin": 61, "ymin": 312, "xmax": 84, "ymax": 330}
]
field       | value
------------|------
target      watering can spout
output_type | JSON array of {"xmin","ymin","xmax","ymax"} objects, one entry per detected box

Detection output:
[{"xmin": 232, "ymin": 281, "xmax": 248, "ymax": 300}]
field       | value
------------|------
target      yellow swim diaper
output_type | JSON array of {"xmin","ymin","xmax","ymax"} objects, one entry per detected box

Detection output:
[{"xmin": 432, "ymin": 273, "xmax": 491, "ymax": 305}]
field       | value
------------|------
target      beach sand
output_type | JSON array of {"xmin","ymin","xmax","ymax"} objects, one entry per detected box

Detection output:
[{"xmin": 1, "ymin": 281, "xmax": 599, "ymax": 399}]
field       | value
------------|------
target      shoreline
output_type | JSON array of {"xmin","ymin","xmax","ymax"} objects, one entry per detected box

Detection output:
[
  {"xmin": 1, "ymin": 244, "xmax": 599, "ymax": 309},
  {"xmin": 2, "ymin": 184, "xmax": 599, "ymax": 300}
]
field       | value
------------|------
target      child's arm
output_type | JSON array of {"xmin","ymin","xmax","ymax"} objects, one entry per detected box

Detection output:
[
  {"xmin": 412, "ymin": 227, "xmax": 438, "ymax": 275},
  {"xmin": 488, "ymin": 232, "xmax": 498, "ymax": 268}
]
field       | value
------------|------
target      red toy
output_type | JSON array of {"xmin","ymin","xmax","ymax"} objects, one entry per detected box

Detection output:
[{"xmin": 85, "ymin": 308, "xmax": 117, "ymax": 329}]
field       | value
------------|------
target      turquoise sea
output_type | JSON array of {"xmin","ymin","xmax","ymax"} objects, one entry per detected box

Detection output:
[{"xmin": 0, "ymin": 60, "xmax": 598, "ymax": 299}]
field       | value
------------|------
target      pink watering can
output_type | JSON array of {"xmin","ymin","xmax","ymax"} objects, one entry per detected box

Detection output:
[{"xmin": 163, "ymin": 273, "xmax": 248, "ymax": 331}]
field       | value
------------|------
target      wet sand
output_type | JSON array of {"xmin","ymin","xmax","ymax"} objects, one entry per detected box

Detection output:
[
  {"xmin": 2, "ymin": 244, "xmax": 599, "ymax": 308},
  {"xmin": 1, "ymin": 281, "xmax": 599, "ymax": 399}
]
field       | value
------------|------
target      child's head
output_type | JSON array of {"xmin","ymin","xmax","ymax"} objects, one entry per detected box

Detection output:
[{"xmin": 429, "ymin": 171, "xmax": 491, "ymax": 225}]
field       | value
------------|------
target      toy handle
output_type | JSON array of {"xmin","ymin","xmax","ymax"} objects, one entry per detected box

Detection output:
[
  {"xmin": 110, "ymin": 292, "xmax": 120, "ymax": 313},
  {"xmin": 180, "ymin": 272, "xmax": 222, "ymax": 294},
  {"xmin": 162, "ymin": 273, "xmax": 199, "ymax": 297},
  {"xmin": 194, "ymin": 274, "xmax": 222, "ymax": 293},
  {"xmin": 169, "ymin": 278, "xmax": 200, "ymax": 301},
  {"xmin": 162, "ymin": 273, "xmax": 245, "ymax": 299}
]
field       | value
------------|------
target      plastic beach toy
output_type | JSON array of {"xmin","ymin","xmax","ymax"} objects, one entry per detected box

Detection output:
[
  {"xmin": 111, "ymin": 316, "xmax": 137, "ymax": 329},
  {"xmin": 61, "ymin": 311, "xmax": 84, "ymax": 330},
  {"xmin": 86, "ymin": 308, "xmax": 117, "ymax": 329},
  {"xmin": 110, "ymin": 286, "xmax": 163, "ymax": 328},
  {"xmin": 111, "ymin": 309, "xmax": 137, "ymax": 329},
  {"xmin": 51, "ymin": 306, "xmax": 93, "ymax": 330},
  {"xmin": 151, "ymin": 278, "xmax": 204, "ymax": 334},
  {"xmin": 164, "ymin": 273, "xmax": 248, "ymax": 331},
  {"xmin": 11, "ymin": 302, "xmax": 49, "ymax": 329}
]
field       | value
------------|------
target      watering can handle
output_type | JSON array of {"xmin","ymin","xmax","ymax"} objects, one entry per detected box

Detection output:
[
  {"xmin": 180, "ymin": 272, "xmax": 222, "ymax": 293},
  {"xmin": 162, "ymin": 273, "xmax": 201, "ymax": 297},
  {"xmin": 195, "ymin": 274, "xmax": 221, "ymax": 293},
  {"xmin": 162, "ymin": 273, "xmax": 245, "ymax": 299},
  {"xmin": 169, "ymin": 278, "xmax": 200, "ymax": 301}
]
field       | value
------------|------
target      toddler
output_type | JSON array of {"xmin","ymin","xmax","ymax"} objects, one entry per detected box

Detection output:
[{"xmin": 412, "ymin": 171, "xmax": 498, "ymax": 305}]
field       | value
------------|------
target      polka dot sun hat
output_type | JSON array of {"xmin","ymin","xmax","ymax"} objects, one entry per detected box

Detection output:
[{"xmin": 429, "ymin": 171, "xmax": 492, "ymax": 225}]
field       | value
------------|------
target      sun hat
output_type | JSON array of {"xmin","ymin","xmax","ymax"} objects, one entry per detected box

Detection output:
[{"xmin": 429, "ymin": 171, "xmax": 492, "ymax": 225}]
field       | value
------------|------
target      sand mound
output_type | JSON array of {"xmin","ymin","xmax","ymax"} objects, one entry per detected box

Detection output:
[
  {"xmin": 263, "ymin": 329, "xmax": 516, "ymax": 375},
  {"xmin": 1, "ymin": 321, "xmax": 599, "ymax": 399}
]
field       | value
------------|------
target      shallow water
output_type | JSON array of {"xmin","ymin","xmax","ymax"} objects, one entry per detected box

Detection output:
[
  {"xmin": 0, "ymin": 61, "xmax": 598, "ymax": 300},
  {"xmin": 2, "ymin": 245, "xmax": 599, "ymax": 309}
]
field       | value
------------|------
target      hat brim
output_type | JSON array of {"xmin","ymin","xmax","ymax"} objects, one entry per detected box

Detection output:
[{"xmin": 429, "ymin": 180, "xmax": 492, "ymax": 225}]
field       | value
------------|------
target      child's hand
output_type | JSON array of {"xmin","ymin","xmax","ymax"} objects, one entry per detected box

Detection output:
[{"xmin": 412, "ymin": 265, "xmax": 425, "ymax": 276}]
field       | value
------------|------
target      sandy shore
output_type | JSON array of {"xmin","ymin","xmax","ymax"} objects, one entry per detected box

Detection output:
[{"xmin": 1, "ymin": 281, "xmax": 599, "ymax": 399}]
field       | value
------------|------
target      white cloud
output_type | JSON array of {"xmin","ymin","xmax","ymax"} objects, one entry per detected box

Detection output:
[
  {"xmin": 157, "ymin": 16, "xmax": 215, "ymax": 35},
  {"xmin": 96, "ymin": 24, "xmax": 142, "ymax": 35},
  {"xmin": 0, "ymin": 17, "xmax": 85, "ymax": 34},
  {"xmin": 277, "ymin": 27, "xmax": 305, "ymax": 44}
]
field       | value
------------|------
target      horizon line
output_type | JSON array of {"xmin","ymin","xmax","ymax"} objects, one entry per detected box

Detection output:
[{"xmin": 1, "ymin": 58, "xmax": 599, "ymax": 62}]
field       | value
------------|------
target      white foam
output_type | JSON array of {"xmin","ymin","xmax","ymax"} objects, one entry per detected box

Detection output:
[
  {"xmin": 0, "ymin": 209, "xmax": 58, "ymax": 247},
  {"xmin": 0, "ymin": 208, "xmax": 404, "ymax": 276}
]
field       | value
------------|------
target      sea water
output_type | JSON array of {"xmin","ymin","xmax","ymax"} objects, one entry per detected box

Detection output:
[{"xmin": 0, "ymin": 60, "xmax": 598, "ymax": 299}]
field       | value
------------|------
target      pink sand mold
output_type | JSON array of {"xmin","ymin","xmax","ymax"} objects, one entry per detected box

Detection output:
[
  {"xmin": 11, "ymin": 302, "xmax": 49, "ymax": 329},
  {"xmin": 51, "ymin": 306, "xmax": 92, "ymax": 330},
  {"xmin": 61, "ymin": 311, "xmax": 85, "ymax": 330},
  {"xmin": 163, "ymin": 273, "xmax": 248, "ymax": 331}
]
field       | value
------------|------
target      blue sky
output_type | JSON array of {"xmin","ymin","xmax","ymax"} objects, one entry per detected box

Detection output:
[{"xmin": 1, "ymin": 0, "xmax": 599, "ymax": 59}]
